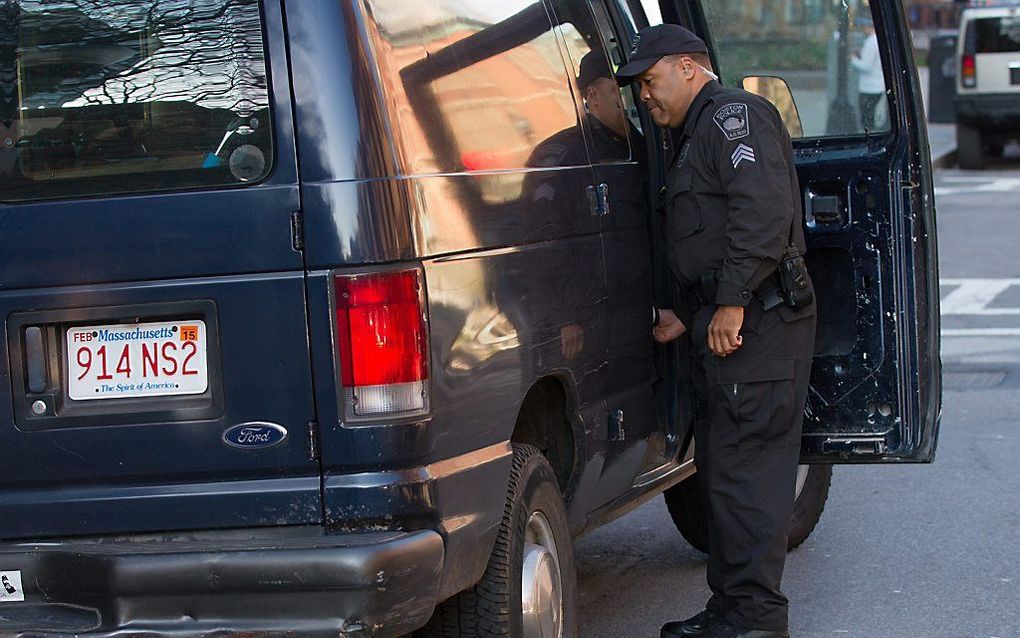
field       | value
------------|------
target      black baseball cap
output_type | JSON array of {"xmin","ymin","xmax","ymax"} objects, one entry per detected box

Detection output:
[
  {"xmin": 577, "ymin": 50, "xmax": 612, "ymax": 91},
  {"xmin": 615, "ymin": 24, "xmax": 709, "ymax": 86}
]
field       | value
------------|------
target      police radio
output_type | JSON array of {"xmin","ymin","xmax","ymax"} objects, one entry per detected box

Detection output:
[{"xmin": 777, "ymin": 243, "xmax": 813, "ymax": 311}]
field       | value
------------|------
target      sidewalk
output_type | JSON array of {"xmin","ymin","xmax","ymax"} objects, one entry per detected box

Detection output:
[{"xmin": 919, "ymin": 66, "xmax": 957, "ymax": 168}]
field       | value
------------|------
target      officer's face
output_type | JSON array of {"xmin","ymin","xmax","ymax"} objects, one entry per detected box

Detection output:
[{"xmin": 635, "ymin": 57, "xmax": 700, "ymax": 129}]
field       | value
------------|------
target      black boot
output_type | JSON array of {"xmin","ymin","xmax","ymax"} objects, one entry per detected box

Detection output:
[
  {"xmin": 702, "ymin": 621, "xmax": 790, "ymax": 638},
  {"xmin": 661, "ymin": 609, "xmax": 722, "ymax": 637}
]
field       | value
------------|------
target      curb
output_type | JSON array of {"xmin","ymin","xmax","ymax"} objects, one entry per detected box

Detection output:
[{"xmin": 932, "ymin": 148, "xmax": 958, "ymax": 170}]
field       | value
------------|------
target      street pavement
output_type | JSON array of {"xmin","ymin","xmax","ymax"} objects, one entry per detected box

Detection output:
[{"xmin": 575, "ymin": 154, "xmax": 1020, "ymax": 636}]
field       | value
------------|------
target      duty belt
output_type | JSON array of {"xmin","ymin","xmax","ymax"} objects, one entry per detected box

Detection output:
[{"xmin": 690, "ymin": 271, "xmax": 784, "ymax": 311}]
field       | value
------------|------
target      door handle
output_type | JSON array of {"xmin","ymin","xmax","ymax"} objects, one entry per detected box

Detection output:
[{"xmin": 804, "ymin": 191, "xmax": 845, "ymax": 230}]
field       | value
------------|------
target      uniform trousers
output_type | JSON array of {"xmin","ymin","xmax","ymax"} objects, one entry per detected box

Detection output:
[{"xmin": 688, "ymin": 297, "xmax": 816, "ymax": 632}]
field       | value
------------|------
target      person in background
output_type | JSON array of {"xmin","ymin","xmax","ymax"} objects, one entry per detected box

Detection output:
[{"xmin": 852, "ymin": 19, "xmax": 884, "ymax": 130}]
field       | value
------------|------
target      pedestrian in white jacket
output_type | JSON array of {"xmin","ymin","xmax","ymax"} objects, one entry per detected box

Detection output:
[{"xmin": 852, "ymin": 22, "xmax": 884, "ymax": 129}]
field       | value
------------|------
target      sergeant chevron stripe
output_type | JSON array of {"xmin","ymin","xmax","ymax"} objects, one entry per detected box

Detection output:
[{"xmin": 731, "ymin": 143, "xmax": 756, "ymax": 168}]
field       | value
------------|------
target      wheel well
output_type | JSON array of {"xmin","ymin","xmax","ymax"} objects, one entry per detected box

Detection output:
[{"xmin": 511, "ymin": 377, "xmax": 578, "ymax": 496}]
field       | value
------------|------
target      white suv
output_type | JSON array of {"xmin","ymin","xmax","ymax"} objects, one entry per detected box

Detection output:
[{"xmin": 955, "ymin": 1, "xmax": 1020, "ymax": 168}]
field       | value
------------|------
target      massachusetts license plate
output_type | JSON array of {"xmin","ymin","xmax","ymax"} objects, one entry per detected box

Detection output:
[{"xmin": 66, "ymin": 320, "xmax": 208, "ymax": 400}]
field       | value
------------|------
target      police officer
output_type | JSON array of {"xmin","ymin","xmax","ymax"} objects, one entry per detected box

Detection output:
[{"xmin": 616, "ymin": 25, "xmax": 816, "ymax": 638}]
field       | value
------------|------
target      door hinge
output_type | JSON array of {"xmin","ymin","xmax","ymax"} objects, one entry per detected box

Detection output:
[
  {"xmin": 609, "ymin": 409, "xmax": 626, "ymax": 442},
  {"xmin": 308, "ymin": 420, "xmax": 320, "ymax": 460},
  {"xmin": 598, "ymin": 182, "xmax": 610, "ymax": 216},
  {"xmin": 291, "ymin": 211, "xmax": 304, "ymax": 251},
  {"xmin": 587, "ymin": 184, "xmax": 610, "ymax": 217}
]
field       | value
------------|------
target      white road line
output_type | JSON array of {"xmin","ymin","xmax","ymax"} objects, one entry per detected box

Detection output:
[
  {"xmin": 935, "ymin": 177, "xmax": 1020, "ymax": 196},
  {"xmin": 942, "ymin": 328, "xmax": 1020, "ymax": 337},
  {"xmin": 940, "ymin": 279, "xmax": 1018, "ymax": 315}
]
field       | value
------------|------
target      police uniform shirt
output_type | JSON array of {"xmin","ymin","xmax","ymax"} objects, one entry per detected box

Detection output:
[{"xmin": 663, "ymin": 80, "xmax": 807, "ymax": 308}]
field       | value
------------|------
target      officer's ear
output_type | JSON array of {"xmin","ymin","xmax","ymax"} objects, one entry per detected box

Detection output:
[{"xmin": 675, "ymin": 55, "xmax": 697, "ymax": 80}]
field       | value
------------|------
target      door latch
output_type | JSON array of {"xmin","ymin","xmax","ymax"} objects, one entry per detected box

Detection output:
[{"xmin": 804, "ymin": 190, "xmax": 845, "ymax": 230}]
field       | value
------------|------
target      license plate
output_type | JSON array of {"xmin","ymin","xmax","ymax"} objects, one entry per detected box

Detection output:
[{"xmin": 66, "ymin": 320, "xmax": 208, "ymax": 401}]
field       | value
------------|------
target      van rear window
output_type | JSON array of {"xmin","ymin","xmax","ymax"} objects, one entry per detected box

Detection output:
[
  {"xmin": 971, "ymin": 16, "xmax": 1020, "ymax": 53},
  {"xmin": 0, "ymin": 0, "xmax": 273, "ymax": 202}
]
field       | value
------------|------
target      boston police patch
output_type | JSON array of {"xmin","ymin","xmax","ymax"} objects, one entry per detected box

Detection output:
[{"xmin": 713, "ymin": 103, "xmax": 750, "ymax": 141}]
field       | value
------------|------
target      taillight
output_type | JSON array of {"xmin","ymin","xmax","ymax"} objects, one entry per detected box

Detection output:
[
  {"xmin": 333, "ymin": 268, "xmax": 429, "ymax": 421},
  {"xmin": 961, "ymin": 54, "xmax": 977, "ymax": 88}
]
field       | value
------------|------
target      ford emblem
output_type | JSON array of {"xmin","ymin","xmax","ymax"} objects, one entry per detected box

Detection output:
[{"xmin": 223, "ymin": 422, "xmax": 288, "ymax": 449}]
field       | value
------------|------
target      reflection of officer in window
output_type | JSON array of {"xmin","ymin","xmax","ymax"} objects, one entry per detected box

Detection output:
[
  {"xmin": 617, "ymin": 25, "xmax": 816, "ymax": 638},
  {"xmin": 577, "ymin": 49, "xmax": 638, "ymax": 163},
  {"xmin": 525, "ymin": 49, "xmax": 640, "ymax": 172}
]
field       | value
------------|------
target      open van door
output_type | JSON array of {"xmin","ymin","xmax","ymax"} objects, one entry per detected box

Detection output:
[{"xmin": 655, "ymin": 0, "xmax": 942, "ymax": 462}]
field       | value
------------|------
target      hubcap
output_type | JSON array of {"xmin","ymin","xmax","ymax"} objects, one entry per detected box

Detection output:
[
  {"xmin": 794, "ymin": 465, "xmax": 810, "ymax": 500},
  {"xmin": 521, "ymin": 510, "xmax": 563, "ymax": 638}
]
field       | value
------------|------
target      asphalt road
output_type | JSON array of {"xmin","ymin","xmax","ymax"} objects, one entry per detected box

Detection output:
[{"xmin": 575, "ymin": 156, "xmax": 1020, "ymax": 637}]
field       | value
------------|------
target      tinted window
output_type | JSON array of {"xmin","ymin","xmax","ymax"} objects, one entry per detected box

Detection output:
[
  {"xmin": 368, "ymin": 0, "xmax": 584, "ymax": 190},
  {"xmin": 972, "ymin": 17, "xmax": 1020, "ymax": 53},
  {"xmin": 553, "ymin": 2, "xmax": 634, "ymax": 163},
  {"xmin": 699, "ymin": 0, "xmax": 891, "ymax": 138},
  {"xmin": 0, "ymin": 0, "xmax": 272, "ymax": 202}
]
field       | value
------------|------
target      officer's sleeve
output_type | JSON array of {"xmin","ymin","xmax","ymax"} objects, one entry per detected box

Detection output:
[{"xmin": 705, "ymin": 99, "xmax": 797, "ymax": 307}]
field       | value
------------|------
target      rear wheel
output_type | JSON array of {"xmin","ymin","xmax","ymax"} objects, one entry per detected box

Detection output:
[
  {"xmin": 664, "ymin": 464, "xmax": 833, "ymax": 554},
  {"xmin": 957, "ymin": 122, "xmax": 986, "ymax": 170},
  {"xmin": 415, "ymin": 444, "xmax": 577, "ymax": 637}
]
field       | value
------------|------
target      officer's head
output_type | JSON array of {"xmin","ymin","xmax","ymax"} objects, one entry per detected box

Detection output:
[
  {"xmin": 615, "ymin": 24, "xmax": 715, "ymax": 129},
  {"xmin": 577, "ymin": 50, "xmax": 627, "ymax": 137}
]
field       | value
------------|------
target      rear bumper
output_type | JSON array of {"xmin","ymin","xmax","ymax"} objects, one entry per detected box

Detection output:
[
  {"xmin": 0, "ymin": 529, "xmax": 443, "ymax": 638},
  {"xmin": 955, "ymin": 93, "xmax": 1020, "ymax": 129}
]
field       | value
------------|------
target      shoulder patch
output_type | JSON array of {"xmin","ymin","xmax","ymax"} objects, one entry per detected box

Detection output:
[{"xmin": 713, "ymin": 103, "xmax": 750, "ymax": 141}]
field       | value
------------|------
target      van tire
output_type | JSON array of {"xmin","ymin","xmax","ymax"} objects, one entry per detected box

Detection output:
[
  {"xmin": 415, "ymin": 444, "xmax": 577, "ymax": 637},
  {"xmin": 958, "ymin": 123, "xmax": 986, "ymax": 170},
  {"xmin": 663, "ymin": 465, "xmax": 833, "ymax": 554}
]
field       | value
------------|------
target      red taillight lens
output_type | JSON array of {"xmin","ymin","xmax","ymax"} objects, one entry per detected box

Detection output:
[
  {"xmin": 962, "ymin": 55, "xmax": 977, "ymax": 88},
  {"xmin": 334, "ymin": 269, "xmax": 429, "ymax": 420}
]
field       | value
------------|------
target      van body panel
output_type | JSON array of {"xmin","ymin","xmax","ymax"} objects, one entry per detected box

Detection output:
[
  {"xmin": 0, "ymin": 0, "xmax": 322, "ymax": 541},
  {"xmin": 0, "ymin": 272, "xmax": 322, "ymax": 539}
]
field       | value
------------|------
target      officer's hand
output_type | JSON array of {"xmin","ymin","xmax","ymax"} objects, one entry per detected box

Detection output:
[
  {"xmin": 708, "ymin": 305, "xmax": 744, "ymax": 357},
  {"xmin": 653, "ymin": 309, "xmax": 687, "ymax": 344}
]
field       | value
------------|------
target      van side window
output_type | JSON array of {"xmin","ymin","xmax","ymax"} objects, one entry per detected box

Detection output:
[
  {"xmin": 0, "ymin": 0, "xmax": 273, "ymax": 202},
  {"xmin": 369, "ymin": 0, "xmax": 584, "ymax": 188},
  {"xmin": 554, "ymin": 5, "xmax": 632, "ymax": 163},
  {"xmin": 698, "ymin": 0, "xmax": 891, "ymax": 138}
]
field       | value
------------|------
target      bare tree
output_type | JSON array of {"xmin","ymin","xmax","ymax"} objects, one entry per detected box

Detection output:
[{"xmin": 18, "ymin": 0, "xmax": 268, "ymax": 115}]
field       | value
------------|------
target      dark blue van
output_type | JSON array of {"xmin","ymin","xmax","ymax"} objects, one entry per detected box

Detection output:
[{"xmin": 0, "ymin": 1, "xmax": 940, "ymax": 636}]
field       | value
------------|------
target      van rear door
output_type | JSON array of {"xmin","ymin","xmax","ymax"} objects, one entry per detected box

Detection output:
[
  {"xmin": 0, "ymin": 0, "xmax": 321, "ymax": 540},
  {"xmin": 648, "ymin": 0, "xmax": 941, "ymax": 462}
]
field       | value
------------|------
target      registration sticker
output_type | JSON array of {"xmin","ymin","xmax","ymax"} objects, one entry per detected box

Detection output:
[
  {"xmin": 0, "ymin": 571, "xmax": 24, "ymax": 602},
  {"xmin": 66, "ymin": 320, "xmax": 209, "ymax": 401}
]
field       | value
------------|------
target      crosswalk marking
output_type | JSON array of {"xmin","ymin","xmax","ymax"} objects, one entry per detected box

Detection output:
[
  {"xmin": 935, "ymin": 177, "xmax": 1020, "ymax": 196},
  {"xmin": 940, "ymin": 279, "xmax": 1020, "ymax": 315},
  {"xmin": 942, "ymin": 328, "xmax": 1020, "ymax": 336},
  {"xmin": 940, "ymin": 278, "xmax": 1020, "ymax": 337}
]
